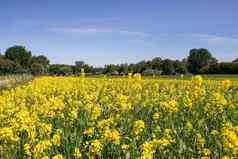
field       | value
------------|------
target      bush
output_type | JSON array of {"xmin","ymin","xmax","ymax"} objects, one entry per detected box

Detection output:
[
  {"xmin": 49, "ymin": 64, "xmax": 73, "ymax": 75},
  {"xmin": 142, "ymin": 69, "xmax": 161, "ymax": 76},
  {"xmin": 0, "ymin": 58, "xmax": 15, "ymax": 74},
  {"xmin": 31, "ymin": 63, "xmax": 44, "ymax": 75}
]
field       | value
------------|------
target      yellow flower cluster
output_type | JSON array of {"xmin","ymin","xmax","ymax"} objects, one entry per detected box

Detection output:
[
  {"xmin": 88, "ymin": 139, "xmax": 102, "ymax": 155},
  {"xmin": 222, "ymin": 122, "xmax": 238, "ymax": 155},
  {"xmin": 133, "ymin": 120, "xmax": 145, "ymax": 136},
  {"xmin": 0, "ymin": 75, "xmax": 237, "ymax": 158}
]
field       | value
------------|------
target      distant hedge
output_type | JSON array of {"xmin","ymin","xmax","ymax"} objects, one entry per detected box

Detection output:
[{"xmin": 0, "ymin": 46, "xmax": 237, "ymax": 75}]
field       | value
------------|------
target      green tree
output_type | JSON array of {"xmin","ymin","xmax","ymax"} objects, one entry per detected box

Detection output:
[
  {"xmin": 104, "ymin": 64, "xmax": 119, "ymax": 74},
  {"xmin": 0, "ymin": 58, "xmax": 15, "ymax": 74},
  {"xmin": 118, "ymin": 64, "xmax": 128, "ymax": 75},
  {"xmin": 83, "ymin": 64, "xmax": 93, "ymax": 73},
  {"xmin": 31, "ymin": 63, "xmax": 44, "ymax": 75},
  {"xmin": 151, "ymin": 57, "xmax": 162, "ymax": 70},
  {"xmin": 128, "ymin": 64, "xmax": 136, "ymax": 73},
  {"xmin": 31, "ymin": 55, "xmax": 50, "ymax": 66},
  {"xmin": 161, "ymin": 59, "xmax": 175, "ymax": 75},
  {"xmin": 74, "ymin": 61, "xmax": 86, "ymax": 74},
  {"xmin": 174, "ymin": 60, "xmax": 187, "ymax": 74},
  {"xmin": 59, "ymin": 66, "xmax": 73, "ymax": 75},
  {"xmin": 187, "ymin": 48, "xmax": 217, "ymax": 74},
  {"xmin": 5, "ymin": 46, "xmax": 32, "ymax": 68},
  {"xmin": 75, "ymin": 61, "xmax": 85, "ymax": 67},
  {"xmin": 136, "ymin": 60, "xmax": 149, "ymax": 73},
  {"xmin": 49, "ymin": 64, "xmax": 73, "ymax": 75}
]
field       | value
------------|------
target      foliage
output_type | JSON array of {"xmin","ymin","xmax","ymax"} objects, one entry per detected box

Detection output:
[
  {"xmin": 75, "ymin": 61, "xmax": 85, "ymax": 68},
  {"xmin": 161, "ymin": 59, "xmax": 175, "ymax": 75},
  {"xmin": 73, "ymin": 61, "xmax": 94, "ymax": 74},
  {"xmin": 118, "ymin": 64, "xmax": 129, "ymax": 75},
  {"xmin": 31, "ymin": 63, "xmax": 44, "ymax": 75},
  {"xmin": 201, "ymin": 63, "xmax": 238, "ymax": 74},
  {"xmin": 49, "ymin": 64, "xmax": 73, "ymax": 75},
  {"xmin": 0, "ymin": 58, "xmax": 15, "ymax": 74},
  {"xmin": 5, "ymin": 46, "xmax": 32, "ymax": 68},
  {"xmin": 174, "ymin": 60, "xmax": 188, "ymax": 74},
  {"xmin": 151, "ymin": 57, "xmax": 162, "ymax": 70},
  {"xmin": 135, "ymin": 60, "xmax": 150, "ymax": 73},
  {"xmin": 187, "ymin": 48, "xmax": 217, "ymax": 74},
  {"xmin": 31, "ymin": 55, "xmax": 49, "ymax": 66},
  {"xmin": 104, "ymin": 64, "xmax": 119, "ymax": 74}
]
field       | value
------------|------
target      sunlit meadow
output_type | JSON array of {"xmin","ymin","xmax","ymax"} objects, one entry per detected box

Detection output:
[{"xmin": 0, "ymin": 74, "xmax": 237, "ymax": 159}]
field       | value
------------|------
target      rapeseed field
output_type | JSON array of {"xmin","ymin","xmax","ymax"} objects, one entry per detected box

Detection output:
[{"xmin": 0, "ymin": 74, "xmax": 237, "ymax": 158}]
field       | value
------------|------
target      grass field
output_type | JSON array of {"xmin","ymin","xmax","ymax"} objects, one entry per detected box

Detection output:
[{"xmin": 0, "ymin": 75, "xmax": 237, "ymax": 159}]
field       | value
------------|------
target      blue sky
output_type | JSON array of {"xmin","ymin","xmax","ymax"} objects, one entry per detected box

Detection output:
[{"xmin": 0, "ymin": 0, "xmax": 237, "ymax": 66}]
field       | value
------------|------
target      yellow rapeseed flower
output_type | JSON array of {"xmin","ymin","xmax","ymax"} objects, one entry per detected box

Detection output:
[
  {"xmin": 89, "ymin": 139, "xmax": 102, "ymax": 155},
  {"xmin": 133, "ymin": 120, "xmax": 145, "ymax": 136},
  {"xmin": 52, "ymin": 154, "xmax": 64, "ymax": 159},
  {"xmin": 152, "ymin": 112, "xmax": 160, "ymax": 121},
  {"xmin": 74, "ymin": 147, "xmax": 81, "ymax": 158},
  {"xmin": 24, "ymin": 144, "xmax": 31, "ymax": 156},
  {"xmin": 103, "ymin": 129, "xmax": 121, "ymax": 145}
]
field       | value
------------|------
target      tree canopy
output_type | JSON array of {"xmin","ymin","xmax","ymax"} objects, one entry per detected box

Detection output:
[
  {"xmin": 5, "ymin": 46, "xmax": 32, "ymax": 68},
  {"xmin": 187, "ymin": 48, "xmax": 217, "ymax": 74},
  {"xmin": 31, "ymin": 55, "xmax": 50, "ymax": 66}
]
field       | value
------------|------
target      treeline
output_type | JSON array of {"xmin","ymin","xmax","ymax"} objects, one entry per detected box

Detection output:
[
  {"xmin": 0, "ymin": 46, "xmax": 49, "ymax": 75},
  {"xmin": 0, "ymin": 45, "xmax": 238, "ymax": 75}
]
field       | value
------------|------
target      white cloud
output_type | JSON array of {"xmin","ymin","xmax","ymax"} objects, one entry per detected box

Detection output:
[
  {"xmin": 184, "ymin": 33, "xmax": 238, "ymax": 44},
  {"xmin": 51, "ymin": 27, "xmax": 148, "ymax": 36}
]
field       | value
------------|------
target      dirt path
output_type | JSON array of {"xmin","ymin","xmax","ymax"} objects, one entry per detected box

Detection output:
[{"xmin": 0, "ymin": 80, "xmax": 10, "ymax": 87}]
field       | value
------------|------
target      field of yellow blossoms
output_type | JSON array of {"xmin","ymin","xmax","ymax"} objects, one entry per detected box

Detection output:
[{"xmin": 0, "ymin": 74, "xmax": 237, "ymax": 159}]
